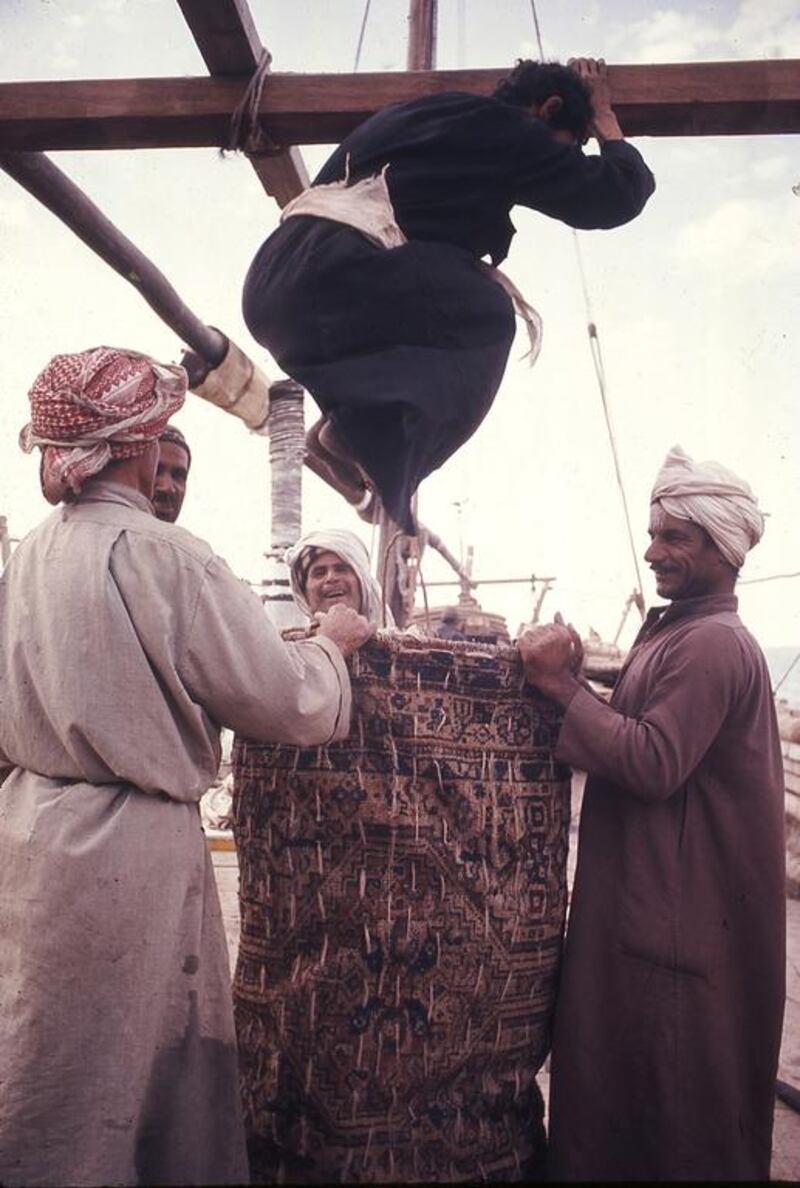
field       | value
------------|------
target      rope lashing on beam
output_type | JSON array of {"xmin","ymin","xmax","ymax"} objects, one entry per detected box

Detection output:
[{"xmin": 226, "ymin": 48, "xmax": 282, "ymax": 158}]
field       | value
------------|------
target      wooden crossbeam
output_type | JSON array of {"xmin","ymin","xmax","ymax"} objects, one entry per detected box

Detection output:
[
  {"xmin": 1, "ymin": 60, "xmax": 798, "ymax": 154},
  {"xmin": 175, "ymin": 0, "xmax": 308, "ymax": 206}
]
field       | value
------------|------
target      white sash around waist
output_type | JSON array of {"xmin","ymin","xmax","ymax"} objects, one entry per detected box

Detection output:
[{"xmin": 281, "ymin": 167, "xmax": 541, "ymax": 364}]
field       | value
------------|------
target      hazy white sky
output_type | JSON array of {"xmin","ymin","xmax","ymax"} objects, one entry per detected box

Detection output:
[{"xmin": 1, "ymin": 0, "xmax": 798, "ymax": 647}]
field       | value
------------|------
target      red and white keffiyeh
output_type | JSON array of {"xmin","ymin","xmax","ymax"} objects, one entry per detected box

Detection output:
[{"xmin": 20, "ymin": 346, "xmax": 187, "ymax": 504}]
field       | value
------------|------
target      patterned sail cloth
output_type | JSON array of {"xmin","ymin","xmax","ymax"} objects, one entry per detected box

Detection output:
[{"xmin": 232, "ymin": 632, "xmax": 570, "ymax": 1183}]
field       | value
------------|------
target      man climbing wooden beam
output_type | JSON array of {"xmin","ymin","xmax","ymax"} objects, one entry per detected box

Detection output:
[
  {"xmin": 241, "ymin": 58, "xmax": 655, "ymax": 535},
  {"xmin": 0, "ymin": 58, "xmax": 799, "ymax": 152}
]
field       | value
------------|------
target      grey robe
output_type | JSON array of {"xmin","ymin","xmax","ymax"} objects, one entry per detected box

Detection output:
[
  {"xmin": 0, "ymin": 481, "xmax": 352, "ymax": 1188},
  {"xmin": 547, "ymin": 594, "xmax": 785, "ymax": 1182}
]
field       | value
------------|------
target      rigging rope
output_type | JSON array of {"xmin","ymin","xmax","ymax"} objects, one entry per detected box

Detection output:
[
  {"xmin": 739, "ymin": 570, "xmax": 800, "ymax": 586},
  {"xmin": 528, "ymin": 0, "xmax": 546, "ymax": 61},
  {"xmin": 572, "ymin": 233, "xmax": 647, "ymax": 607},
  {"xmin": 529, "ymin": 0, "xmax": 645, "ymax": 616},
  {"xmin": 227, "ymin": 49, "xmax": 274, "ymax": 156},
  {"xmin": 774, "ymin": 651, "xmax": 800, "ymax": 697},
  {"xmin": 353, "ymin": 0, "xmax": 372, "ymax": 72}
]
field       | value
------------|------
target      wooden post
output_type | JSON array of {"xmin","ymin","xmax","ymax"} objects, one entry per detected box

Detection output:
[
  {"xmin": 407, "ymin": 0, "xmax": 437, "ymax": 71},
  {"xmin": 377, "ymin": 0, "xmax": 439, "ymax": 628},
  {"xmin": 377, "ymin": 505, "xmax": 424, "ymax": 629},
  {"xmin": 259, "ymin": 379, "xmax": 306, "ymax": 626}
]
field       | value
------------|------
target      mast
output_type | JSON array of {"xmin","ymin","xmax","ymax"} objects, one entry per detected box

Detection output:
[{"xmin": 376, "ymin": 0, "xmax": 439, "ymax": 628}]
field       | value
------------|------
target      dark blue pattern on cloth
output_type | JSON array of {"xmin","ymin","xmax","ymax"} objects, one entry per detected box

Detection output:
[{"xmin": 233, "ymin": 633, "xmax": 570, "ymax": 1183}]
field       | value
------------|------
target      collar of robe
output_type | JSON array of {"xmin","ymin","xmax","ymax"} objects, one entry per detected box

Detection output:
[
  {"xmin": 639, "ymin": 592, "xmax": 739, "ymax": 642},
  {"xmin": 69, "ymin": 479, "xmax": 154, "ymax": 516}
]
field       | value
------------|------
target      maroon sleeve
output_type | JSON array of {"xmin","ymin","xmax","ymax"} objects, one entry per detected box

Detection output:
[{"xmin": 555, "ymin": 623, "xmax": 746, "ymax": 800}]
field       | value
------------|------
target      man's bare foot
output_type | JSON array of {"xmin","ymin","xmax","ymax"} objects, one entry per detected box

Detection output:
[
  {"xmin": 316, "ymin": 419, "xmax": 354, "ymax": 464},
  {"xmin": 316, "ymin": 419, "xmax": 376, "ymax": 488},
  {"xmin": 306, "ymin": 418, "xmax": 364, "ymax": 488},
  {"xmin": 306, "ymin": 416, "xmax": 380, "ymax": 520},
  {"xmin": 305, "ymin": 419, "xmax": 380, "ymax": 522}
]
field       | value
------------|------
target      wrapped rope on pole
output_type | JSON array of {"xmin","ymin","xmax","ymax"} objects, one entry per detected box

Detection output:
[
  {"xmin": 256, "ymin": 379, "xmax": 306, "ymax": 628},
  {"xmin": 188, "ymin": 338, "xmax": 271, "ymax": 433},
  {"xmin": 267, "ymin": 380, "xmax": 304, "ymax": 551}
]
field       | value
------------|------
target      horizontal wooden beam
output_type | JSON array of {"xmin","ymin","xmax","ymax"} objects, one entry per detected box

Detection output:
[
  {"xmin": 1, "ymin": 60, "xmax": 799, "ymax": 152},
  {"xmin": 175, "ymin": 0, "xmax": 308, "ymax": 205}
]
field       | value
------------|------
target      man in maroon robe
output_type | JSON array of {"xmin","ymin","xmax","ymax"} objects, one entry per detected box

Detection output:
[{"xmin": 519, "ymin": 444, "xmax": 785, "ymax": 1181}]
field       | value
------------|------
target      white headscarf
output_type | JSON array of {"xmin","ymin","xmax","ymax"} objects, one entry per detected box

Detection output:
[
  {"xmin": 650, "ymin": 444, "xmax": 765, "ymax": 568},
  {"xmin": 284, "ymin": 529, "xmax": 394, "ymax": 627}
]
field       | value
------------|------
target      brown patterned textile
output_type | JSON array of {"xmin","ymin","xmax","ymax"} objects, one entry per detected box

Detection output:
[{"xmin": 232, "ymin": 633, "xmax": 570, "ymax": 1183}]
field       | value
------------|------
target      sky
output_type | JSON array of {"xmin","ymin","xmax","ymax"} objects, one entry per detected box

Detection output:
[{"xmin": 1, "ymin": 0, "xmax": 798, "ymax": 651}]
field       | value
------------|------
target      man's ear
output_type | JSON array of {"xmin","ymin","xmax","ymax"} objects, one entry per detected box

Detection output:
[{"xmin": 537, "ymin": 95, "xmax": 564, "ymax": 124}]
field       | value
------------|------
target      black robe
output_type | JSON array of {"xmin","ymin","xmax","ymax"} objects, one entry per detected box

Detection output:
[{"xmin": 243, "ymin": 92, "xmax": 655, "ymax": 530}]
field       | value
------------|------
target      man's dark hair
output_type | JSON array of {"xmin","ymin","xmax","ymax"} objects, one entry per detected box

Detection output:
[
  {"xmin": 493, "ymin": 60, "xmax": 593, "ymax": 138},
  {"xmin": 159, "ymin": 424, "xmax": 191, "ymax": 471}
]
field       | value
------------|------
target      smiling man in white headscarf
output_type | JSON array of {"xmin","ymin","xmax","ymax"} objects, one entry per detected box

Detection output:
[
  {"xmin": 286, "ymin": 528, "xmax": 394, "ymax": 627},
  {"xmin": 518, "ymin": 445, "xmax": 785, "ymax": 1182}
]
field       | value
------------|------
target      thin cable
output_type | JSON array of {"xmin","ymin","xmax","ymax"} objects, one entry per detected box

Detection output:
[
  {"xmin": 528, "ymin": 0, "xmax": 546, "ymax": 61},
  {"xmin": 526, "ymin": 0, "xmax": 643, "ymax": 617},
  {"xmin": 774, "ymin": 650, "xmax": 800, "ymax": 697},
  {"xmin": 572, "ymin": 232, "xmax": 646, "ymax": 613},
  {"xmin": 418, "ymin": 565, "xmax": 432, "ymax": 635},
  {"xmin": 368, "ymin": 514, "xmax": 379, "ymax": 567},
  {"xmin": 353, "ymin": 0, "xmax": 372, "ymax": 71},
  {"xmin": 379, "ymin": 528, "xmax": 406, "ymax": 628}
]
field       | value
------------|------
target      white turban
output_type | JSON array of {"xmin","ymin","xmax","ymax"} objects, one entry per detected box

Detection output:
[
  {"xmin": 650, "ymin": 444, "xmax": 765, "ymax": 568},
  {"xmin": 284, "ymin": 528, "xmax": 394, "ymax": 627}
]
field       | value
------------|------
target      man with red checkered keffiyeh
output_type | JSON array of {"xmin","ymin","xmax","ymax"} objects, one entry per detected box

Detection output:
[
  {"xmin": 0, "ymin": 346, "xmax": 374, "ymax": 1187},
  {"xmin": 19, "ymin": 345, "xmax": 186, "ymax": 503}
]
